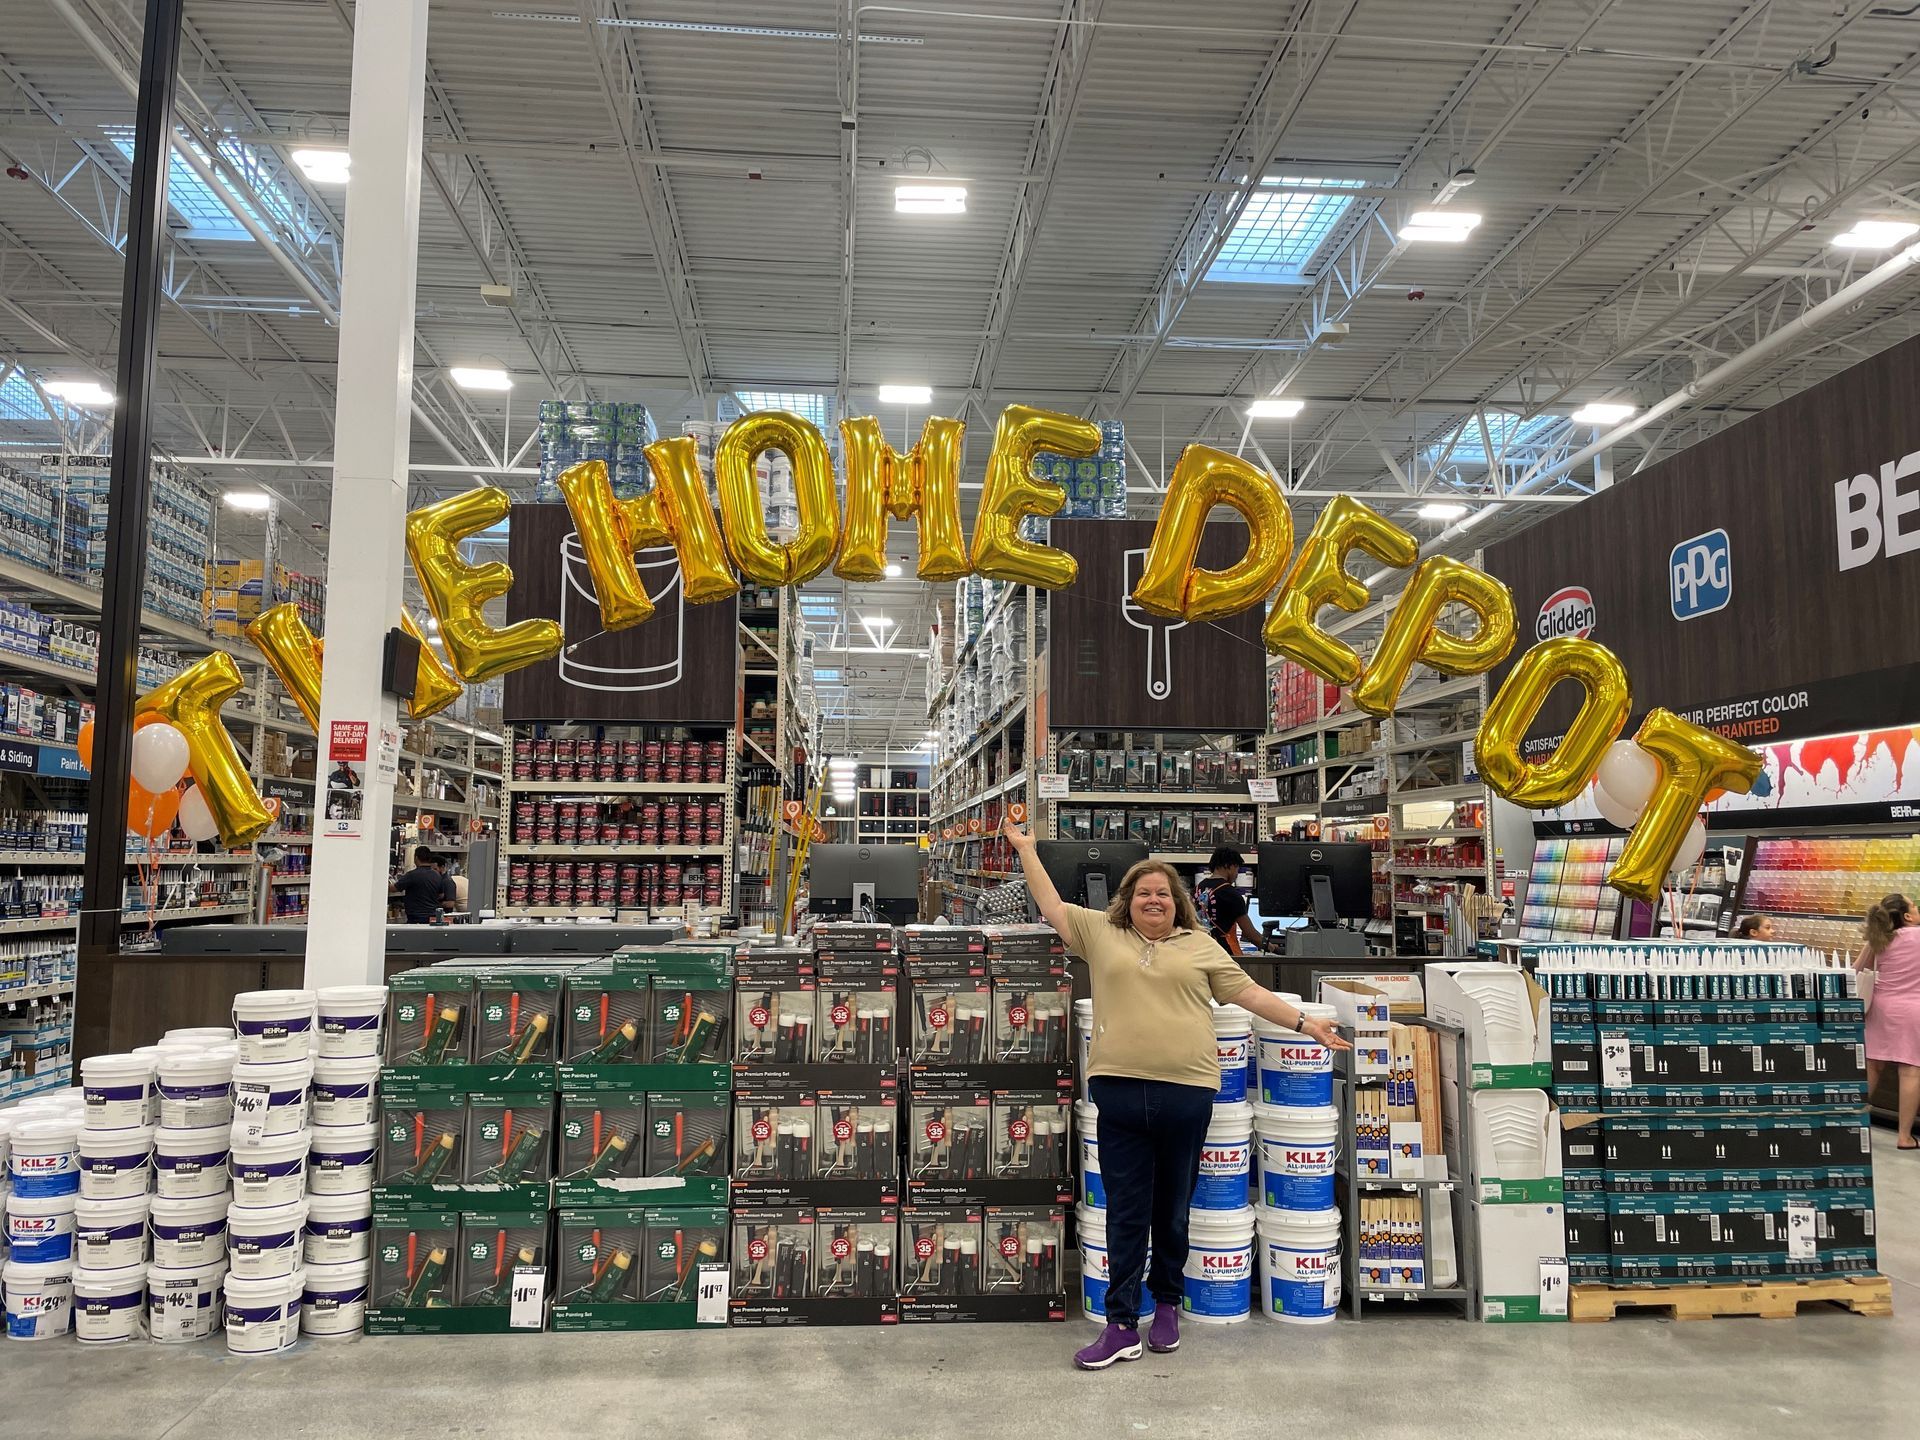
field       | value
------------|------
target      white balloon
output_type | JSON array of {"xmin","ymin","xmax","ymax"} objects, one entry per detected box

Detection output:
[
  {"xmin": 130, "ymin": 722, "xmax": 191, "ymax": 793},
  {"xmin": 177, "ymin": 783, "xmax": 220, "ymax": 842},
  {"xmin": 1592, "ymin": 779, "xmax": 1643, "ymax": 829},
  {"xmin": 1669, "ymin": 818, "xmax": 1708, "ymax": 878},
  {"xmin": 1594, "ymin": 740, "xmax": 1659, "ymax": 814}
]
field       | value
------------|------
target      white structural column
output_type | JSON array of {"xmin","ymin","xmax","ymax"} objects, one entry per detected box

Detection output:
[{"xmin": 306, "ymin": 0, "xmax": 431, "ymax": 987}]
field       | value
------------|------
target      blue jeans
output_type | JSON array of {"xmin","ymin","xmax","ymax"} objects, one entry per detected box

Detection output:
[{"xmin": 1087, "ymin": 1075, "xmax": 1215, "ymax": 1327}]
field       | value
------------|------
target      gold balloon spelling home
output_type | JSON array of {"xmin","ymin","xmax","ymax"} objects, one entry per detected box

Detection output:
[
  {"xmin": 716, "ymin": 409, "xmax": 841, "ymax": 586},
  {"xmin": 1130, "ymin": 444, "xmax": 1293, "ymax": 624}
]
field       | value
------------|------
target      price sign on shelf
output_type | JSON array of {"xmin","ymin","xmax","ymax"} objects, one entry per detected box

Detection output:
[
  {"xmin": 233, "ymin": 1083, "xmax": 270, "ymax": 1142},
  {"xmin": 1538, "ymin": 1256, "xmax": 1569, "ymax": 1316},
  {"xmin": 509, "ymin": 1266, "xmax": 545, "ymax": 1329},
  {"xmin": 1037, "ymin": 773, "xmax": 1069, "ymax": 801},
  {"xmin": 1599, "ymin": 1034, "xmax": 1633, "ymax": 1090},
  {"xmin": 1247, "ymin": 777, "xmax": 1279, "ymax": 804},
  {"xmin": 1007, "ymin": 802, "xmax": 1028, "ymax": 824},
  {"xmin": 696, "ymin": 1263, "xmax": 730, "ymax": 1324}
]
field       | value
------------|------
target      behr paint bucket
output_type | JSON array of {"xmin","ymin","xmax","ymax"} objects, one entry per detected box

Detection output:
[
  {"xmin": 157, "ymin": 1047, "xmax": 237, "ymax": 1130},
  {"xmin": 80, "ymin": 1053, "xmax": 155, "ymax": 1131},
  {"xmin": 230, "ymin": 1132, "xmax": 310, "ymax": 1208},
  {"xmin": 77, "ymin": 1124, "xmax": 155, "ymax": 1200},
  {"xmin": 231, "ymin": 989, "xmax": 316, "ymax": 1062},
  {"xmin": 73, "ymin": 1263, "xmax": 146, "ymax": 1344},
  {"xmin": 147, "ymin": 1257, "xmax": 227, "ymax": 1342},
  {"xmin": 164, "ymin": 1027, "xmax": 236, "ymax": 1044},
  {"xmin": 1192, "ymin": 1102, "xmax": 1253, "ymax": 1211},
  {"xmin": 304, "ymin": 1191, "xmax": 373, "ymax": 1266},
  {"xmin": 315, "ymin": 986, "xmax": 386, "ymax": 1060},
  {"xmin": 72, "ymin": 1193, "xmax": 150, "ymax": 1271},
  {"xmin": 301, "ymin": 1256, "xmax": 369, "ymax": 1337},
  {"xmin": 306, "ymin": 1123, "xmax": 377, "ymax": 1196},
  {"xmin": 1210, "ymin": 1005, "xmax": 1254, "ymax": 1104},
  {"xmin": 6, "ymin": 1191, "xmax": 76, "ymax": 1263},
  {"xmin": 310, "ymin": 1056, "xmax": 380, "ymax": 1127},
  {"xmin": 1077, "ymin": 1205, "xmax": 1110, "ymax": 1322},
  {"xmin": 227, "ymin": 1198, "xmax": 308, "ymax": 1279},
  {"xmin": 1074, "ymin": 1099, "xmax": 1103, "ymax": 1209},
  {"xmin": 1256, "ymin": 1205, "xmax": 1341, "ymax": 1324},
  {"xmin": 230, "ymin": 1056, "xmax": 313, "ymax": 1139},
  {"xmin": 225, "ymin": 1270, "xmax": 302, "ymax": 1355},
  {"xmin": 1256, "ymin": 1004, "xmax": 1336, "ymax": 1107},
  {"xmin": 149, "ymin": 1193, "xmax": 228, "ymax": 1268},
  {"xmin": 1253, "ymin": 1103, "xmax": 1339, "ymax": 1211},
  {"xmin": 1181, "ymin": 1206, "xmax": 1254, "ymax": 1324},
  {"xmin": 153, "ymin": 1124, "xmax": 231, "ymax": 1200},
  {"xmin": 4, "ymin": 1257, "xmax": 74, "ymax": 1340}
]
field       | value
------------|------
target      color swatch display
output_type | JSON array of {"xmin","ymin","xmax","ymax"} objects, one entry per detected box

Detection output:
[
  {"xmin": 1520, "ymin": 836, "xmax": 1626, "ymax": 942},
  {"xmin": 1736, "ymin": 836, "xmax": 1920, "ymax": 952}
]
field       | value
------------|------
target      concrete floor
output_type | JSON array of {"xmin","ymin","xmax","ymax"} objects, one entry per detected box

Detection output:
[{"xmin": 7, "ymin": 1145, "xmax": 1919, "ymax": 1440}]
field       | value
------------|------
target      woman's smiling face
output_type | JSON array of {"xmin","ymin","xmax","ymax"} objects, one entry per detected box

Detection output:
[{"xmin": 1131, "ymin": 870, "xmax": 1176, "ymax": 938}]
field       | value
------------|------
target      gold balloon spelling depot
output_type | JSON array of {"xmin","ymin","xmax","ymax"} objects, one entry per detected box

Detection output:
[{"xmin": 224, "ymin": 404, "xmax": 1761, "ymax": 900}]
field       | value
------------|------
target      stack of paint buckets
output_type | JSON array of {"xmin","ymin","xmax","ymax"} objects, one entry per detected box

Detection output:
[
  {"xmin": 149, "ymin": 1030, "xmax": 239, "ymax": 1346},
  {"xmin": 1252, "ymin": 1001, "xmax": 1343, "ymax": 1323},
  {"xmin": 3, "ymin": 1091, "xmax": 85, "ymax": 1339},
  {"xmin": 301, "ymin": 985, "xmax": 384, "ymax": 1339}
]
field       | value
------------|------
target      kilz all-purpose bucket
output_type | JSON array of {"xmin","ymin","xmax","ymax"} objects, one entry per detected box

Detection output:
[
  {"xmin": 1253, "ymin": 1103, "xmax": 1339, "ymax": 1211},
  {"xmin": 1075, "ymin": 1099, "xmax": 1103, "ymax": 1209},
  {"xmin": 1256, "ymin": 1205, "xmax": 1341, "ymax": 1324},
  {"xmin": 1256, "ymin": 1005, "xmax": 1336, "ymax": 1108},
  {"xmin": 1181, "ymin": 1206, "xmax": 1254, "ymax": 1325},
  {"xmin": 1191, "ymin": 1102, "xmax": 1253, "ymax": 1211},
  {"xmin": 1210, "ymin": 1005, "xmax": 1254, "ymax": 1104}
]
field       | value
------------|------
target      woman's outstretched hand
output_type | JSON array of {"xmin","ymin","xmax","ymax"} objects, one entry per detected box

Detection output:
[
  {"xmin": 1300, "ymin": 1014, "xmax": 1352, "ymax": 1052},
  {"xmin": 1000, "ymin": 816, "xmax": 1037, "ymax": 853}
]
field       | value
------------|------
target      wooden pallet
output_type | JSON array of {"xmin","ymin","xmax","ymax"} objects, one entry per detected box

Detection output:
[{"xmin": 1571, "ymin": 1275, "xmax": 1893, "ymax": 1322}]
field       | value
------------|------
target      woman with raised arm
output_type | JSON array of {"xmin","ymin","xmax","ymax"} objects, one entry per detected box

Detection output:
[{"xmin": 1002, "ymin": 817, "xmax": 1349, "ymax": 1369}]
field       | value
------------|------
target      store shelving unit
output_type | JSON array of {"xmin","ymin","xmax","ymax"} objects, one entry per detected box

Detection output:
[
  {"xmin": 736, "ymin": 583, "xmax": 815, "ymax": 932},
  {"xmin": 857, "ymin": 761, "xmax": 929, "ymax": 845},
  {"xmin": 1386, "ymin": 675, "xmax": 1494, "ymax": 947}
]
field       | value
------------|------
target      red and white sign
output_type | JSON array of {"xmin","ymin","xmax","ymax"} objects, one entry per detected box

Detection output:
[
  {"xmin": 328, "ymin": 720, "xmax": 369, "ymax": 762},
  {"xmin": 1534, "ymin": 586, "xmax": 1596, "ymax": 642}
]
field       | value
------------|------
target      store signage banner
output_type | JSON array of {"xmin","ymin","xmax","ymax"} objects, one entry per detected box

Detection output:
[
  {"xmin": 1047, "ymin": 518, "xmax": 1267, "ymax": 732},
  {"xmin": 502, "ymin": 502, "xmax": 738, "ymax": 724},
  {"xmin": 1484, "ymin": 331, "xmax": 1920, "ymax": 750}
]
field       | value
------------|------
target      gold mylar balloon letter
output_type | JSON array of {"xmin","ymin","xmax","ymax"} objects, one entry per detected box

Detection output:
[
  {"xmin": 1606, "ymin": 708, "xmax": 1763, "ymax": 903},
  {"xmin": 640, "ymin": 436, "xmax": 743, "ymax": 604},
  {"xmin": 716, "ymin": 410, "xmax": 841, "ymax": 586},
  {"xmin": 245, "ymin": 604, "xmax": 324, "ymax": 731},
  {"xmin": 837, "ymin": 415, "xmax": 970, "ymax": 582},
  {"xmin": 1131, "ymin": 445, "xmax": 1293, "ymax": 623},
  {"xmin": 1263, "ymin": 495, "xmax": 1418, "ymax": 684},
  {"xmin": 1477, "ymin": 637, "xmax": 1632, "ymax": 809},
  {"xmin": 405, "ymin": 487, "xmax": 564, "ymax": 684},
  {"xmin": 136, "ymin": 652, "xmax": 273, "ymax": 848},
  {"xmin": 970, "ymin": 405, "xmax": 1100, "ymax": 589},
  {"xmin": 400, "ymin": 610, "xmax": 465, "ymax": 721},
  {"xmin": 1351, "ymin": 556, "xmax": 1517, "ymax": 716}
]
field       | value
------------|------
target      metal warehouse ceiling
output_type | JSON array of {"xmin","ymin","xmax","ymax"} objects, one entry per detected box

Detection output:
[{"xmin": 7, "ymin": 0, "xmax": 1920, "ymax": 748}]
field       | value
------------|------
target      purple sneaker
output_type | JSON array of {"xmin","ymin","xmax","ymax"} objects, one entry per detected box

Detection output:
[
  {"xmin": 1147, "ymin": 1302, "xmax": 1180, "ymax": 1353},
  {"xmin": 1074, "ymin": 1323, "xmax": 1144, "ymax": 1370}
]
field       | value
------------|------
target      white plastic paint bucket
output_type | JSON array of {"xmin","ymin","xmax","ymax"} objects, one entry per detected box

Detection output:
[
  {"xmin": 80, "ymin": 1053, "xmax": 155, "ymax": 1131},
  {"xmin": 4, "ymin": 1257, "xmax": 73, "ymax": 1340},
  {"xmin": 230, "ymin": 1056, "xmax": 313, "ymax": 1139},
  {"xmin": 230, "ymin": 1132, "xmax": 310, "ymax": 1208},
  {"xmin": 6, "ymin": 1191, "xmax": 77, "ymax": 1262},
  {"xmin": 231, "ymin": 989, "xmax": 317, "ymax": 1061},
  {"xmin": 1075, "ymin": 1099, "xmax": 1103, "ymax": 1209},
  {"xmin": 157, "ymin": 1047, "xmax": 237, "ymax": 1130},
  {"xmin": 304, "ymin": 1191, "xmax": 373, "ymax": 1266},
  {"xmin": 77, "ymin": 1124, "xmax": 155, "ymax": 1200},
  {"xmin": 1192, "ymin": 1102, "xmax": 1253, "ymax": 1211},
  {"xmin": 164, "ymin": 1027, "xmax": 235, "ymax": 1044},
  {"xmin": 227, "ymin": 1198, "xmax": 308, "ymax": 1280},
  {"xmin": 129, "ymin": 1048, "xmax": 164, "ymax": 1125},
  {"xmin": 225, "ymin": 1270, "xmax": 302, "ymax": 1355},
  {"xmin": 301, "ymin": 1256, "xmax": 369, "ymax": 1337},
  {"xmin": 149, "ymin": 1193, "xmax": 228, "ymax": 1268},
  {"xmin": 1253, "ymin": 1103, "xmax": 1340, "ymax": 1212},
  {"xmin": 1077, "ymin": 1205, "xmax": 1110, "ymax": 1322},
  {"xmin": 1074, "ymin": 998, "xmax": 1093, "ymax": 1076},
  {"xmin": 73, "ymin": 1263, "xmax": 146, "ymax": 1343},
  {"xmin": 306, "ymin": 1123, "xmax": 377, "ymax": 1196},
  {"xmin": 1210, "ymin": 1005, "xmax": 1254, "ymax": 1104},
  {"xmin": 1256, "ymin": 1005, "xmax": 1336, "ymax": 1107},
  {"xmin": 72, "ymin": 1193, "xmax": 150, "ymax": 1271},
  {"xmin": 1256, "ymin": 1205, "xmax": 1342, "ymax": 1324},
  {"xmin": 153, "ymin": 1123, "xmax": 231, "ymax": 1199},
  {"xmin": 315, "ymin": 986, "xmax": 386, "ymax": 1060},
  {"xmin": 147, "ymin": 1257, "xmax": 226, "ymax": 1343},
  {"xmin": 310, "ymin": 1056, "xmax": 380, "ymax": 1127},
  {"xmin": 1181, "ymin": 1206, "xmax": 1253, "ymax": 1325},
  {"xmin": 8, "ymin": 1116, "xmax": 80, "ymax": 1198}
]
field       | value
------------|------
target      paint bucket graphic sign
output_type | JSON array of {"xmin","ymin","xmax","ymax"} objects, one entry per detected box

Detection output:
[{"xmin": 558, "ymin": 533, "xmax": 687, "ymax": 694}]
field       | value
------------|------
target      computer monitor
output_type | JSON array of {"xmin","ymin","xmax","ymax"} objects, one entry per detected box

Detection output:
[
  {"xmin": 809, "ymin": 843, "xmax": 923, "ymax": 924},
  {"xmin": 1035, "ymin": 840, "xmax": 1150, "ymax": 911},
  {"xmin": 1255, "ymin": 841, "xmax": 1374, "ymax": 928}
]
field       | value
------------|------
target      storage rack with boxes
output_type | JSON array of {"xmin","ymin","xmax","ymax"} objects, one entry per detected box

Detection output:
[{"xmin": 857, "ymin": 761, "xmax": 928, "ymax": 847}]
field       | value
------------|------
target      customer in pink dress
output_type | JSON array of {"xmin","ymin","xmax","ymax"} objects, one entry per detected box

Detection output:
[{"xmin": 1858, "ymin": 892, "xmax": 1920, "ymax": 1149}]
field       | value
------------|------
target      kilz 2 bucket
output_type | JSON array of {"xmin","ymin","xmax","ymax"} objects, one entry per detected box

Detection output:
[
  {"xmin": 1210, "ymin": 1006, "xmax": 1254, "ymax": 1104},
  {"xmin": 1253, "ymin": 1103, "xmax": 1339, "ymax": 1211},
  {"xmin": 1256, "ymin": 1005, "xmax": 1336, "ymax": 1108},
  {"xmin": 1075, "ymin": 1099, "xmax": 1103, "ymax": 1209},
  {"xmin": 1191, "ymin": 1102, "xmax": 1253, "ymax": 1211},
  {"xmin": 1181, "ymin": 1206, "xmax": 1253, "ymax": 1324},
  {"xmin": 1257, "ymin": 1206, "xmax": 1341, "ymax": 1324}
]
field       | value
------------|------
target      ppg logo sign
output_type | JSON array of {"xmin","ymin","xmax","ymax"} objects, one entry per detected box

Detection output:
[{"xmin": 1669, "ymin": 529, "xmax": 1731, "ymax": 620}]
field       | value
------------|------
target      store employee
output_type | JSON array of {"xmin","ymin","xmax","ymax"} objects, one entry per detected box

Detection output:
[
  {"xmin": 1002, "ymin": 818, "xmax": 1348, "ymax": 1370},
  {"xmin": 393, "ymin": 845, "xmax": 455, "ymax": 924}
]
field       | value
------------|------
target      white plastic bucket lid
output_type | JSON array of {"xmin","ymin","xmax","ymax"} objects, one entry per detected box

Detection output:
[
  {"xmin": 305, "ymin": 1190, "xmax": 373, "ymax": 1221},
  {"xmin": 225, "ymin": 1269, "xmax": 302, "ymax": 1301},
  {"xmin": 74, "ymin": 1193, "xmax": 150, "ymax": 1225},
  {"xmin": 1186, "ymin": 1204, "xmax": 1255, "ymax": 1238},
  {"xmin": 78, "ymin": 1124, "xmax": 156, "ymax": 1155},
  {"xmin": 155, "ymin": 1123, "xmax": 229, "ymax": 1155},
  {"xmin": 1253, "ymin": 1103, "xmax": 1339, "ymax": 1139},
  {"xmin": 1256, "ymin": 1204, "xmax": 1342, "ymax": 1239},
  {"xmin": 165, "ymin": 1028, "xmax": 235, "ymax": 1042},
  {"xmin": 316, "ymin": 986, "xmax": 385, "ymax": 1012},
  {"xmin": 81, "ymin": 1053, "xmax": 155, "ymax": 1081},
  {"xmin": 230, "ymin": 1131, "xmax": 311, "ymax": 1164},
  {"xmin": 7, "ymin": 1191, "xmax": 78, "ymax": 1219},
  {"xmin": 302, "ymin": 1256, "xmax": 370, "ymax": 1286},
  {"xmin": 309, "ymin": 1122, "xmax": 377, "ymax": 1154},
  {"xmin": 1250, "ymin": 995, "xmax": 1304, "ymax": 1032},
  {"xmin": 1294, "ymin": 1002, "xmax": 1337, "ymax": 1026},
  {"xmin": 150, "ymin": 1192, "xmax": 227, "ymax": 1224},
  {"xmin": 147, "ymin": 1256, "xmax": 227, "ymax": 1285},
  {"xmin": 312, "ymin": 1055, "xmax": 381, "ymax": 1082},
  {"xmin": 157, "ymin": 1048, "xmax": 234, "ymax": 1082},
  {"xmin": 1210, "ymin": 1005, "xmax": 1254, "ymax": 1034},
  {"xmin": 13, "ymin": 1116, "xmax": 81, "ymax": 1146},
  {"xmin": 233, "ymin": 989, "xmax": 316, "ymax": 1016},
  {"xmin": 72, "ymin": 1262, "xmax": 145, "ymax": 1295},
  {"xmin": 1075, "ymin": 1205, "xmax": 1107, "ymax": 1239},
  {"xmin": 3, "ymin": 1257, "xmax": 74, "ymax": 1283},
  {"xmin": 231, "ymin": 1055, "xmax": 314, "ymax": 1085},
  {"xmin": 1205, "ymin": 1101, "xmax": 1254, "ymax": 1140},
  {"xmin": 227, "ymin": 1197, "xmax": 308, "ymax": 1231}
]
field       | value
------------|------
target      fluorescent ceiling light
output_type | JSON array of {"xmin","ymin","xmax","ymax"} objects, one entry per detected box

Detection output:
[
  {"xmin": 42, "ymin": 380, "xmax": 113, "ymax": 406},
  {"xmin": 1417, "ymin": 501, "xmax": 1468, "ymax": 520},
  {"xmin": 449, "ymin": 366, "xmax": 512, "ymax": 392},
  {"xmin": 291, "ymin": 148, "xmax": 350, "ymax": 185},
  {"xmin": 895, "ymin": 184, "xmax": 966, "ymax": 215},
  {"xmin": 877, "ymin": 384, "xmax": 932, "ymax": 406},
  {"xmin": 1570, "ymin": 402, "xmax": 1636, "ymax": 425},
  {"xmin": 884, "ymin": 563, "xmax": 903, "ymax": 579},
  {"xmin": 829, "ymin": 757, "xmax": 859, "ymax": 770},
  {"xmin": 1832, "ymin": 219, "xmax": 1920, "ymax": 250},
  {"xmin": 1248, "ymin": 397, "xmax": 1305, "ymax": 419},
  {"xmin": 1401, "ymin": 210, "xmax": 1482, "ymax": 242},
  {"xmin": 223, "ymin": 490, "xmax": 273, "ymax": 512},
  {"xmin": 491, "ymin": 12, "xmax": 922, "ymax": 42}
]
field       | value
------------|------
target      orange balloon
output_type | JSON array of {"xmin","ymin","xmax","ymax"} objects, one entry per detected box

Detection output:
[
  {"xmin": 1704, "ymin": 787, "xmax": 1727, "ymax": 804},
  {"xmin": 76, "ymin": 720, "xmax": 94, "ymax": 770},
  {"xmin": 128, "ymin": 780, "xmax": 181, "ymax": 842}
]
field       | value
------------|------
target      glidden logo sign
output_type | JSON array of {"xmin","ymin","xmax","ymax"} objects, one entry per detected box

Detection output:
[{"xmin": 1535, "ymin": 586, "xmax": 1596, "ymax": 642}]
